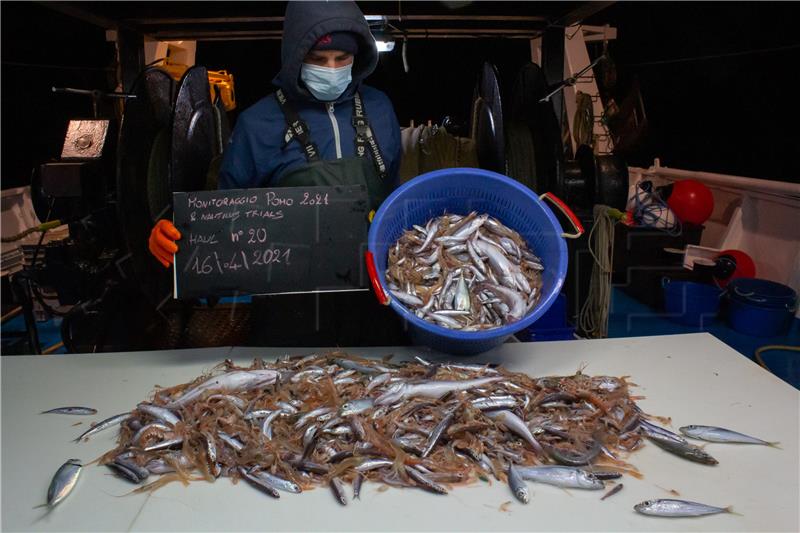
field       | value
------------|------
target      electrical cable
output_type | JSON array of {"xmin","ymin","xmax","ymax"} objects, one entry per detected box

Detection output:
[
  {"xmin": 630, "ymin": 181, "xmax": 682, "ymax": 236},
  {"xmin": 578, "ymin": 205, "xmax": 619, "ymax": 338},
  {"xmin": 754, "ymin": 344, "xmax": 800, "ymax": 374}
]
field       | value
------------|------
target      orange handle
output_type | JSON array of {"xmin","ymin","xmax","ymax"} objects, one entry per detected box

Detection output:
[
  {"xmin": 540, "ymin": 192, "xmax": 585, "ymax": 239},
  {"xmin": 365, "ymin": 251, "xmax": 391, "ymax": 306}
]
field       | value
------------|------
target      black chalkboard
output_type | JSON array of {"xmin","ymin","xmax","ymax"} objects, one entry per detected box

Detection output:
[{"xmin": 172, "ymin": 185, "xmax": 369, "ymax": 299}]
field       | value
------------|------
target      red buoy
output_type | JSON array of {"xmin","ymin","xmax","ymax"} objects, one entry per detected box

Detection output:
[
  {"xmin": 667, "ymin": 179, "xmax": 714, "ymax": 225},
  {"xmin": 715, "ymin": 249, "xmax": 756, "ymax": 287}
]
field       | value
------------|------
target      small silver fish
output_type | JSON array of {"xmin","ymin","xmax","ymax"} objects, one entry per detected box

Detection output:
[
  {"xmin": 73, "ymin": 412, "xmax": 132, "ymax": 442},
  {"xmin": 339, "ymin": 398, "xmax": 374, "ymax": 417},
  {"xmin": 43, "ymin": 459, "xmax": 82, "ymax": 507},
  {"xmin": 634, "ymin": 499, "xmax": 735, "ymax": 517},
  {"xmin": 330, "ymin": 477, "xmax": 348, "ymax": 505},
  {"xmin": 679, "ymin": 425, "xmax": 779, "ymax": 447},
  {"xmin": 41, "ymin": 406, "xmax": 97, "ymax": 415},
  {"xmin": 251, "ymin": 469, "xmax": 302, "ymax": 493},
  {"xmin": 515, "ymin": 466, "xmax": 604, "ymax": 490},
  {"xmin": 353, "ymin": 473, "xmax": 364, "ymax": 499},
  {"xmin": 647, "ymin": 434, "xmax": 718, "ymax": 465},
  {"xmin": 507, "ymin": 464, "xmax": 530, "ymax": 504}
]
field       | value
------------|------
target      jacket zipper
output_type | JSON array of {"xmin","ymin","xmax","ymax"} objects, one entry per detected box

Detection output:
[{"xmin": 326, "ymin": 103, "xmax": 342, "ymax": 159}]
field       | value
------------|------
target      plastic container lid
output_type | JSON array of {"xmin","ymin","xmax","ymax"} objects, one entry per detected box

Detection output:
[{"xmin": 727, "ymin": 278, "xmax": 798, "ymax": 310}]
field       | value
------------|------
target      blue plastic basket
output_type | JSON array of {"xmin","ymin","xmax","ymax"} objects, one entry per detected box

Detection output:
[
  {"xmin": 726, "ymin": 278, "xmax": 798, "ymax": 337},
  {"xmin": 367, "ymin": 168, "xmax": 581, "ymax": 355},
  {"xmin": 662, "ymin": 279, "xmax": 722, "ymax": 327}
]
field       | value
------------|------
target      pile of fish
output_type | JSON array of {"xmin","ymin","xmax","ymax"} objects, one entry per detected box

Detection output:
[
  {"xmin": 385, "ymin": 212, "xmax": 543, "ymax": 330},
  {"xmin": 41, "ymin": 354, "xmax": 778, "ymax": 517}
]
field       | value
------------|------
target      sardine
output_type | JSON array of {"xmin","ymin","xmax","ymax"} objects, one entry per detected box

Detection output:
[
  {"xmin": 339, "ymin": 398, "xmax": 374, "ymax": 417},
  {"xmin": 43, "ymin": 459, "xmax": 82, "ymax": 507},
  {"xmin": 41, "ymin": 406, "xmax": 97, "ymax": 415},
  {"xmin": 507, "ymin": 464, "xmax": 530, "ymax": 504},
  {"xmin": 390, "ymin": 290, "xmax": 424, "ymax": 307},
  {"xmin": 634, "ymin": 499, "xmax": 735, "ymax": 517},
  {"xmin": 679, "ymin": 425, "xmax": 778, "ymax": 446},
  {"xmin": 516, "ymin": 466, "xmax": 604, "ymax": 490}
]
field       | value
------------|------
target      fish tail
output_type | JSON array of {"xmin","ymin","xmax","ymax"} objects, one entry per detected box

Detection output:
[
  {"xmin": 32, "ymin": 503, "xmax": 48, "ymax": 509},
  {"xmin": 725, "ymin": 506, "xmax": 743, "ymax": 516},
  {"xmin": 766, "ymin": 441, "xmax": 782, "ymax": 449}
]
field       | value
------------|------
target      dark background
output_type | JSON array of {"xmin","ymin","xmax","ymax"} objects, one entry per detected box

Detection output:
[{"xmin": 2, "ymin": 1, "xmax": 799, "ymax": 190}]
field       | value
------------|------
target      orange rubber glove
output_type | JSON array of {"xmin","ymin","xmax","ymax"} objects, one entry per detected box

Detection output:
[{"xmin": 149, "ymin": 219, "xmax": 181, "ymax": 268}]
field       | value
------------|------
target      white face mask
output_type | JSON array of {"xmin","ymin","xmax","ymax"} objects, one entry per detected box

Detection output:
[{"xmin": 300, "ymin": 62, "xmax": 353, "ymax": 102}]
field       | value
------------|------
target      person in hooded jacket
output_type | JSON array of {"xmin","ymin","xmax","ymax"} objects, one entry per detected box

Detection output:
[{"xmin": 148, "ymin": 0, "xmax": 407, "ymax": 346}]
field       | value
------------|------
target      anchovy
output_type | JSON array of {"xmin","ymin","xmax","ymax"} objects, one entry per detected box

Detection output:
[
  {"xmin": 353, "ymin": 473, "xmax": 364, "ymax": 499},
  {"xmin": 329, "ymin": 477, "xmax": 348, "ymax": 505},
  {"xmin": 507, "ymin": 464, "xmax": 530, "ymax": 504},
  {"xmin": 339, "ymin": 398, "xmax": 374, "ymax": 417},
  {"xmin": 251, "ymin": 469, "xmax": 302, "ymax": 493},
  {"xmin": 207, "ymin": 394, "xmax": 247, "ymax": 410},
  {"xmin": 165, "ymin": 370, "xmax": 278, "ymax": 408},
  {"xmin": 365, "ymin": 373, "xmax": 392, "ymax": 393},
  {"xmin": 275, "ymin": 401, "xmax": 299, "ymax": 414},
  {"xmin": 375, "ymin": 377, "xmax": 502, "ymax": 405},
  {"xmin": 406, "ymin": 466, "xmax": 448, "ymax": 494},
  {"xmin": 295, "ymin": 407, "xmax": 335, "ymax": 429},
  {"xmin": 137, "ymin": 403, "xmax": 181, "ymax": 426},
  {"xmin": 239, "ymin": 467, "xmax": 280, "ymax": 498},
  {"xmin": 679, "ymin": 425, "xmax": 779, "ymax": 446},
  {"xmin": 291, "ymin": 368, "xmax": 325, "ymax": 383},
  {"xmin": 74, "ymin": 412, "xmax": 132, "ymax": 442},
  {"xmin": 516, "ymin": 466, "xmax": 604, "ymax": 490},
  {"xmin": 244, "ymin": 409, "xmax": 272, "ymax": 421},
  {"xmin": 413, "ymin": 220, "xmax": 439, "ymax": 253},
  {"xmin": 261, "ymin": 409, "xmax": 284, "ymax": 439},
  {"xmin": 639, "ymin": 420, "xmax": 689, "ymax": 445},
  {"xmin": 41, "ymin": 406, "xmax": 97, "ymax": 415},
  {"xmin": 218, "ymin": 431, "xmax": 245, "ymax": 452},
  {"xmin": 485, "ymin": 410, "xmax": 544, "ymax": 455},
  {"xmin": 471, "ymin": 396, "xmax": 517, "ymax": 410},
  {"xmin": 634, "ymin": 499, "xmax": 735, "ymax": 517},
  {"xmin": 335, "ymin": 358, "xmax": 387, "ymax": 375},
  {"xmin": 44, "ymin": 459, "xmax": 82, "ymax": 507},
  {"xmin": 545, "ymin": 438, "xmax": 602, "ymax": 466},
  {"xmin": 647, "ymin": 434, "xmax": 718, "ymax": 465},
  {"xmin": 143, "ymin": 436, "xmax": 184, "ymax": 452},
  {"xmin": 421, "ymin": 410, "xmax": 455, "ymax": 458},
  {"xmin": 301, "ymin": 425, "xmax": 318, "ymax": 459},
  {"xmin": 355, "ymin": 458, "xmax": 394, "ymax": 472}
]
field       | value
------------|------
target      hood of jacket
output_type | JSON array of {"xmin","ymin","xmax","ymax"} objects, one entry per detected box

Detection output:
[{"xmin": 273, "ymin": 1, "xmax": 378, "ymax": 104}]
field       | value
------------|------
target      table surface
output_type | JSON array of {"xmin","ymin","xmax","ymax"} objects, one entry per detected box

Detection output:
[{"xmin": 2, "ymin": 333, "xmax": 798, "ymax": 532}]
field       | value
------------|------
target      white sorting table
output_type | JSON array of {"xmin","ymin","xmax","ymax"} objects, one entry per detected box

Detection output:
[{"xmin": 2, "ymin": 333, "xmax": 798, "ymax": 532}]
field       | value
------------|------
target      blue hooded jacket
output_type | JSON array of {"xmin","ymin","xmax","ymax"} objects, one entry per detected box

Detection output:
[{"xmin": 218, "ymin": 1, "xmax": 401, "ymax": 190}]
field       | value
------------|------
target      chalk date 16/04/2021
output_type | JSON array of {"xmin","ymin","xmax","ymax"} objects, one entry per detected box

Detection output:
[{"xmin": 190, "ymin": 249, "xmax": 292, "ymax": 275}]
